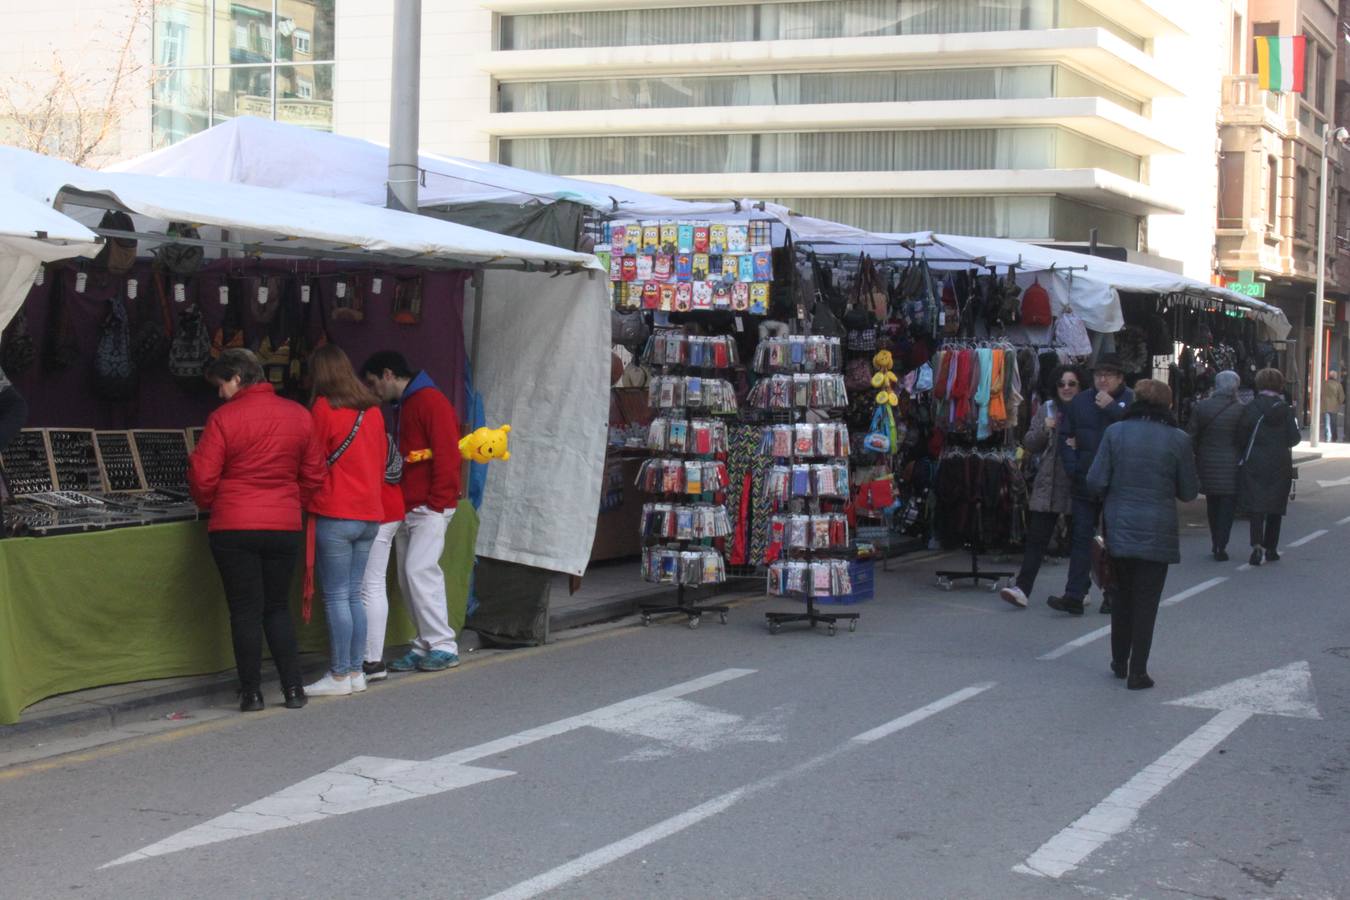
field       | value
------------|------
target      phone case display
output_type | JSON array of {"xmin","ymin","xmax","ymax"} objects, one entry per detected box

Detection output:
[
  {"xmin": 762, "ymin": 463, "xmax": 850, "ymax": 505},
  {"xmin": 606, "ymin": 218, "xmax": 774, "ymax": 314},
  {"xmin": 0, "ymin": 429, "xmax": 55, "ymax": 494},
  {"xmin": 767, "ymin": 559, "xmax": 854, "ymax": 597},
  {"xmin": 646, "ymin": 418, "xmax": 728, "ymax": 454},
  {"xmin": 648, "ymin": 376, "xmax": 739, "ymax": 414},
  {"xmin": 641, "ymin": 333, "xmax": 739, "ymax": 369},
  {"xmin": 752, "ymin": 336, "xmax": 842, "ymax": 373},
  {"xmin": 132, "ymin": 430, "xmax": 191, "ymax": 490},
  {"xmin": 746, "ymin": 374, "xmax": 848, "ymax": 410},
  {"xmin": 760, "ymin": 423, "xmax": 850, "ymax": 459},
  {"xmin": 635, "ymin": 459, "xmax": 730, "ymax": 495},
  {"xmin": 95, "ymin": 431, "xmax": 146, "ymax": 492},
  {"xmin": 641, "ymin": 546, "xmax": 727, "ymax": 586},
  {"xmin": 768, "ymin": 514, "xmax": 850, "ymax": 551},
  {"xmin": 640, "ymin": 503, "xmax": 732, "ymax": 540},
  {"xmin": 48, "ymin": 430, "xmax": 103, "ymax": 492}
]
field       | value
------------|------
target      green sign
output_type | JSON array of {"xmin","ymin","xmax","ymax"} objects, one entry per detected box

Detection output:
[{"xmin": 1225, "ymin": 280, "xmax": 1266, "ymax": 298}]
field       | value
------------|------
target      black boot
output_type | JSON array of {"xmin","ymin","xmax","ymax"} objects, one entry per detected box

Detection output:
[
  {"xmin": 1248, "ymin": 547, "xmax": 1263, "ymax": 566},
  {"xmin": 283, "ymin": 685, "xmax": 307, "ymax": 709},
  {"xmin": 239, "ymin": 689, "xmax": 265, "ymax": 712},
  {"xmin": 1127, "ymin": 673, "xmax": 1155, "ymax": 691}
]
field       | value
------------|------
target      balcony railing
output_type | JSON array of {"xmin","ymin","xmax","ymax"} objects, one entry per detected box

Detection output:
[{"xmin": 1223, "ymin": 74, "xmax": 1288, "ymax": 116}]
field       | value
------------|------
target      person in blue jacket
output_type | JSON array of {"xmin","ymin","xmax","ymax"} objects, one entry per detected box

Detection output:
[{"xmin": 1047, "ymin": 354, "xmax": 1133, "ymax": 616}]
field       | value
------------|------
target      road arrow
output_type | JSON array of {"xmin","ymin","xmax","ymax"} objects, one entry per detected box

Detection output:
[
  {"xmin": 103, "ymin": 667, "xmax": 755, "ymax": 868},
  {"xmin": 1015, "ymin": 661, "xmax": 1321, "ymax": 880},
  {"xmin": 1316, "ymin": 475, "xmax": 1350, "ymax": 487}
]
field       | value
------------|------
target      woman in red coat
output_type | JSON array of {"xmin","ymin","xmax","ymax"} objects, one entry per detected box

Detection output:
[
  {"xmin": 303, "ymin": 345, "xmax": 387, "ymax": 697},
  {"xmin": 189, "ymin": 349, "xmax": 326, "ymax": 712}
]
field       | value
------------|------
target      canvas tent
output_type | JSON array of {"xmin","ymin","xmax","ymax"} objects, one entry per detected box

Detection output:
[{"xmin": 0, "ymin": 144, "xmax": 609, "ymax": 576}]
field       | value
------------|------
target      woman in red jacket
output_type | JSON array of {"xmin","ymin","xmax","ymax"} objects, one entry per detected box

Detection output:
[
  {"xmin": 189, "ymin": 349, "xmax": 326, "ymax": 712},
  {"xmin": 304, "ymin": 345, "xmax": 387, "ymax": 698}
]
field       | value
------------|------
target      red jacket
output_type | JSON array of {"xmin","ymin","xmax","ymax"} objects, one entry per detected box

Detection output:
[
  {"xmin": 189, "ymin": 383, "xmax": 327, "ymax": 532},
  {"xmin": 396, "ymin": 371, "xmax": 461, "ymax": 513},
  {"xmin": 307, "ymin": 400, "xmax": 386, "ymax": 522}
]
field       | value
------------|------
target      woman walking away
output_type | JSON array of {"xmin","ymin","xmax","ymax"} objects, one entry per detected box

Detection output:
[
  {"xmin": 304, "ymin": 345, "xmax": 388, "ymax": 697},
  {"xmin": 1087, "ymin": 379, "xmax": 1199, "ymax": 691},
  {"xmin": 1235, "ymin": 368, "xmax": 1301, "ymax": 566},
  {"xmin": 1001, "ymin": 365, "xmax": 1085, "ymax": 608},
  {"xmin": 189, "ymin": 349, "xmax": 326, "ymax": 712},
  {"xmin": 1186, "ymin": 370, "xmax": 1244, "ymax": 561}
]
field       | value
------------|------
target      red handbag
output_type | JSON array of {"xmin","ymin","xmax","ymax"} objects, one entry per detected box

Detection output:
[{"xmin": 856, "ymin": 477, "xmax": 895, "ymax": 512}]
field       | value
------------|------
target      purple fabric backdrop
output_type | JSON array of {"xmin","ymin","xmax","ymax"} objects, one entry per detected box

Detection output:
[{"xmin": 1, "ymin": 258, "xmax": 466, "ymax": 429}]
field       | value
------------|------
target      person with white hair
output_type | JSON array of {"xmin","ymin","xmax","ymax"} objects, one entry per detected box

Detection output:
[{"xmin": 1185, "ymin": 370, "xmax": 1245, "ymax": 561}]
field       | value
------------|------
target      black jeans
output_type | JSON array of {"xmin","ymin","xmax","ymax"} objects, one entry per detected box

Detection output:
[
  {"xmin": 1249, "ymin": 514, "xmax": 1283, "ymax": 551},
  {"xmin": 208, "ymin": 530, "xmax": 304, "ymax": 693},
  {"xmin": 1110, "ymin": 558, "xmax": 1169, "ymax": 679},
  {"xmin": 1063, "ymin": 495, "xmax": 1100, "ymax": 602},
  {"xmin": 1016, "ymin": 510, "xmax": 1066, "ymax": 596},
  {"xmin": 1205, "ymin": 494, "xmax": 1236, "ymax": 553}
]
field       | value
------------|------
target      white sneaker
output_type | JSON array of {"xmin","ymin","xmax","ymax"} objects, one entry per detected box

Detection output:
[
  {"xmin": 999, "ymin": 585, "xmax": 1028, "ymax": 608},
  {"xmin": 305, "ymin": 673, "xmax": 353, "ymax": 697},
  {"xmin": 350, "ymin": 672, "xmax": 367, "ymax": 693}
]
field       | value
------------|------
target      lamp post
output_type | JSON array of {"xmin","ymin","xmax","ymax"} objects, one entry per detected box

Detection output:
[{"xmin": 1311, "ymin": 125, "xmax": 1350, "ymax": 448}]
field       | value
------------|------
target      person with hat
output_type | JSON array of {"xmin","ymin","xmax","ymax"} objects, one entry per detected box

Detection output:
[{"xmin": 1047, "ymin": 354, "xmax": 1133, "ymax": 616}]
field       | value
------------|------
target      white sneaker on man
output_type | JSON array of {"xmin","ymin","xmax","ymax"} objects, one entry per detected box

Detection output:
[
  {"xmin": 999, "ymin": 585, "xmax": 1028, "ymax": 608},
  {"xmin": 350, "ymin": 672, "xmax": 367, "ymax": 693},
  {"xmin": 304, "ymin": 673, "xmax": 353, "ymax": 696}
]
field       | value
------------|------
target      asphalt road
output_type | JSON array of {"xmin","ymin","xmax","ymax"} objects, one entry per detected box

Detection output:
[{"xmin": 3, "ymin": 459, "xmax": 1349, "ymax": 899}]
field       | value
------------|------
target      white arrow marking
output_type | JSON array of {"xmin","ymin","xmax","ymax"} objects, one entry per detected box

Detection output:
[
  {"xmin": 485, "ymin": 683, "xmax": 996, "ymax": 900},
  {"xmin": 601, "ymin": 699, "xmax": 787, "ymax": 761},
  {"xmin": 1316, "ymin": 475, "xmax": 1350, "ymax": 487},
  {"xmin": 1016, "ymin": 662, "xmax": 1321, "ymax": 880},
  {"xmin": 1038, "ymin": 578, "xmax": 1226, "ymax": 660},
  {"xmin": 1287, "ymin": 529, "xmax": 1328, "ymax": 548},
  {"xmin": 103, "ymin": 668, "xmax": 755, "ymax": 868}
]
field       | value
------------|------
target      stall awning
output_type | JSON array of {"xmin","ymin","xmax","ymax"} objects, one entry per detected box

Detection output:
[{"xmin": 0, "ymin": 185, "xmax": 101, "ymax": 262}]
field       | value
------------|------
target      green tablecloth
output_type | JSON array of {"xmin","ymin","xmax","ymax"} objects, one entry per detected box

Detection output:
[{"xmin": 0, "ymin": 505, "xmax": 478, "ymax": 725}]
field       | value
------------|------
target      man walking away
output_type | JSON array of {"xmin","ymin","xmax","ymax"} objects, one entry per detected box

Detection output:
[
  {"xmin": 362, "ymin": 351, "xmax": 463, "ymax": 672},
  {"xmin": 1047, "ymin": 354, "xmax": 1133, "ymax": 617},
  {"xmin": 1322, "ymin": 370, "xmax": 1344, "ymax": 442}
]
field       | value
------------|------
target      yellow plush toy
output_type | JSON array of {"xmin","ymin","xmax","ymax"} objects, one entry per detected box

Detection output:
[
  {"xmin": 459, "ymin": 424, "xmax": 512, "ymax": 463},
  {"xmin": 871, "ymin": 350, "xmax": 899, "ymax": 407}
]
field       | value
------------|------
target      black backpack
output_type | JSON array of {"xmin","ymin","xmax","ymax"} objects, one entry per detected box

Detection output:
[
  {"xmin": 169, "ymin": 304, "xmax": 211, "ymax": 383},
  {"xmin": 93, "ymin": 296, "xmax": 136, "ymax": 400}
]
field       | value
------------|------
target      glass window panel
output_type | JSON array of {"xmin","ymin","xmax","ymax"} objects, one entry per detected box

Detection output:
[
  {"xmin": 214, "ymin": 66, "xmax": 273, "ymax": 124},
  {"xmin": 773, "ymin": 196, "xmax": 1056, "ymax": 239},
  {"xmin": 1055, "ymin": 0, "xmax": 1145, "ymax": 50},
  {"xmin": 276, "ymin": 64, "xmax": 333, "ymax": 131},
  {"xmin": 1049, "ymin": 198, "xmax": 1139, "ymax": 247},
  {"xmin": 152, "ymin": 68, "xmax": 210, "ymax": 148},
  {"xmin": 1054, "ymin": 67, "xmax": 1143, "ymax": 114},
  {"xmin": 277, "ymin": 0, "xmax": 335, "ymax": 62},
  {"xmin": 217, "ymin": 0, "xmax": 275, "ymax": 64},
  {"xmin": 1217, "ymin": 151, "xmax": 1246, "ymax": 228},
  {"xmin": 154, "ymin": 0, "xmax": 210, "ymax": 68}
]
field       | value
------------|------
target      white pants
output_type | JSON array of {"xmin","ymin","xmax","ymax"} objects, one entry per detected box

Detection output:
[
  {"xmin": 395, "ymin": 505, "xmax": 458, "ymax": 655},
  {"xmin": 360, "ymin": 520, "xmax": 401, "ymax": 663}
]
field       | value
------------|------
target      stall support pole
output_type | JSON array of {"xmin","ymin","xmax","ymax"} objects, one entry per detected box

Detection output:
[
  {"xmin": 387, "ymin": 0, "xmax": 422, "ymax": 213},
  {"xmin": 1311, "ymin": 126, "xmax": 1349, "ymax": 448}
]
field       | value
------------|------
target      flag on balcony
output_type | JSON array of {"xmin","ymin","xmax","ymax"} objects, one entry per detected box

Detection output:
[{"xmin": 1256, "ymin": 35, "xmax": 1306, "ymax": 92}]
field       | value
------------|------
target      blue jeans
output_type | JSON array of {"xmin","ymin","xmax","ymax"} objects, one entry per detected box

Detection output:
[
  {"xmin": 315, "ymin": 517, "xmax": 379, "ymax": 675},
  {"xmin": 1063, "ymin": 495, "xmax": 1101, "ymax": 602}
]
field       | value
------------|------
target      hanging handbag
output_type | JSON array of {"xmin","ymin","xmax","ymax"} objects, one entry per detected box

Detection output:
[
  {"xmin": 392, "ymin": 275, "xmax": 423, "ymax": 325},
  {"xmin": 863, "ymin": 406, "xmax": 892, "ymax": 454},
  {"xmin": 856, "ymin": 475, "xmax": 896, "ymax": 512},
  {"xmin": 383, "ymin": 432, "xmax": 404, "ymax": 484}
]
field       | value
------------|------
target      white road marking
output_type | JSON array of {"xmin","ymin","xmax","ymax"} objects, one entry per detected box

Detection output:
[
  {"xmin": 103, "ymin": 668, "xmax": 756, "ymax": 867},
  {"xmin": 599, "ymin": 699, "xmax": 786, "ymax": 761},
  {"xmin": 1337, "ymin": 514, "xmax": 1350, "ymax": 526},
  {"xmin": 1016, "ymin": 662, "xmax": 1320, "ymax": 880},
  {"xmin": 1038, "ymin": 578, "xmax": 1225, "ymax": 660},
  {"xmin": 1287, "ymin": 529, "xmax": 1328, "ymax": 548},
  {"xmin": 1315, "ymin": 474, "xmax": 1350, "ymax": 487},
  {"xmin": 1237, "ymin": 564, "xmax": 1252, "ymax": 572},
  {"xmin": 483, "ymin": 683, "xmax": 997, "ymax": 900}
]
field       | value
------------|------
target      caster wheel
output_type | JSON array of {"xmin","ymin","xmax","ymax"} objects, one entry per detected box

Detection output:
[
  {"xmin": 848, "ymin": 620, "xmax": 858, "ymax": 633},
  {"xmin": 641, "ymin": 614, "xmax": 652, "ymax": 627},
  {"xmin": 938, "ymin": 578, "xmax": 952, "ymax": 592},
  {"xmin": 688, "ymin": 615, "xmax": 701, "ymax": 630},
  {"xmin": 989, "ymin": 580, "xmax": 1001, "ymax": 593},
  {"xmin": 768, "ymin": 621, "xmax": 780, "ymax": 634},
  {"xmin": 828, "ymin": 624, "xmax": 838, "ymax": 636},
  {"xmin": 719, "ymin": 612, "xmax": 728, "ymax": 625}
]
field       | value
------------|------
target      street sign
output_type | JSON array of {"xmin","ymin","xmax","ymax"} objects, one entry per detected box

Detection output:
[{"xmin": 1225, "ymin": 280, "xmax": 1267, "ymax": 297}]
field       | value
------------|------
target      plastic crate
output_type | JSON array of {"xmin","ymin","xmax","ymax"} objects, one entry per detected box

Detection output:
[{"xmin": 817, "ymin": 560, "xmax": 874, "ymax": 605}]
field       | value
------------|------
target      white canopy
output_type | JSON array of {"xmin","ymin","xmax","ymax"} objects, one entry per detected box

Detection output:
[
  {"xmin": 0, "ymin": 143, "xmax": 609, "ymax": 576},
  {"xmin": 0, "ymin": 183, "xmax": 104, "ymax": 331},
  {"xmin": 887, "ymin": 232, "xmax": 1291, "ymax": 339}
]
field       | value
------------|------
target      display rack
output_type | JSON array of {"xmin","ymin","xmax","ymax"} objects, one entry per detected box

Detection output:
[
  {"xmin": 755, "ymin": 336, "xmax": 859, "ymax": 636},
  {"xmin": 132, "ymin": 430, "xmax": 191, "ymax": 491},
  {"xmin": 636, "ymin": 329, "xmax": 737, "ymax": 629}
]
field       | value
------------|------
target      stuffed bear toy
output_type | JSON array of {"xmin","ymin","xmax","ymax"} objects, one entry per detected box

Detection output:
[{"xmin": 459, "ymin": 424, "xmax": 512, "ymax": 463}]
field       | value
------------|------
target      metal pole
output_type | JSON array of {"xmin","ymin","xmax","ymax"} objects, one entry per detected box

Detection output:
[
  {"xmin": 387, "ymin": 0, "xmax": 422, "ymax": 212},
  {"xmin": 469, "ymin": 269, "xmax": 485, "ymax": 390},
  {"xmin": 1312, "ymin": 133, "xmax": 1330, "ymax": 448}
]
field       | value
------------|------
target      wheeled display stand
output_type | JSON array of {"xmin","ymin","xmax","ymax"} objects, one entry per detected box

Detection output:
[
  {"xmin": 639, "ymin": 584, "xmax": 729, "ymax": 630},
  {"xmin": 935, "ymin": 499, "xmax": 1013, "ymax": 591}
]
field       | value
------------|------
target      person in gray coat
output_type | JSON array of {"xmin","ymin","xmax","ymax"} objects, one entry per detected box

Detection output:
[
  {"xmin": 1087, "ymin": 379, "xmax": 1199, "ymax": 691},
  {"xmin": 1235, "ymin": 367, "xmax": 1302, "ymax": 566},
  {"xmin": 1185, "ymin": 370, "xmax": 1244, "ymax": 561},
  {"xmin": 1001, "ymin": 365, "xmax": 1085, "ymax": 608}
]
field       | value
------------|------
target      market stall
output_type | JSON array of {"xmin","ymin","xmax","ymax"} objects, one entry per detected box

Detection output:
[{"xmin": 0, "ymin": 146, "xmax": 606, "ymax": 723}]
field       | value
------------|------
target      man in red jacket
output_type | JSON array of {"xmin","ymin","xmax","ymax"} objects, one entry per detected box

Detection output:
[{"xmin": 362, "ymin": 351, "xmax": 463, "ymax": 672}]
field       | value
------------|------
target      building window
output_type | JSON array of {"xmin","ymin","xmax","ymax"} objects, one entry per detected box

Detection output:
[
  {"xmin": 1217, "ymin": 151, "xmax": 1245, "ymax": 229},
  {"xmin": 1315, "ymin": 44, "xmax": 1331, "ymax": 114},
  {"xmin": 151, "ymin": 0, "xmax": 335, "ymax": 147},
  {"xmin": 1267, "ymin": 155, "xmax": 1279, "ymax": 231},
  {"xmin": 1296, "ymin": 165, "xmax": 1311, "ymax": 239},
  {"xmin": 499, "ymin": 0, "xmax": 1143, "ymax": 51}
]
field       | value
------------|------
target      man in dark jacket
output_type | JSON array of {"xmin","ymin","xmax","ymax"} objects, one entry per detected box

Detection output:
[
  {"xmin": 363, "ymin": 351, "xmax": 464, "ymax": 673},
  {"xmin": 1048, "ymin": 354, "xmax": 1133, "ymax": 616}
]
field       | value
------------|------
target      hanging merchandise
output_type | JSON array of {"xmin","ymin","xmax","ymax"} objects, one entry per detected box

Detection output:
[
  {"xmin": 646, "ymin": 417, "xmax": 728, "ymax": 454},
  {"xmin": 152, "ymin": 222, "xmax": 205, "ymax": 278},
  {"xmin": 932, "ymin": 446, "xmax": 1025, "ymax": 552},
  {"xmin": 92, "ymin": 294, "xmax": 136, "ymax": 401},
  {"xmin": 929, "ymin": 342, "xmax": 1024, "ymax": 436},
  {"xmin": 1020, "ymin": 277, "xmax": 1052, "ymax": 327},
  {"xmin": 759, "ymin": 422, "xmax": 850, "ymax": 459},
  {"xmin": 94, "ymin": 210, "xmax": 138, "ymax": 275},
  {"xmin": 746, "ymin": 373, "xmax": 848, "ymax": 410},
  {"xmin": 635, "ymin": 458, "xmax": 730, "ymax": 495},
  {"xmin": 642, "ymin": 332, "xmax": 739, "ymax": 369},
  {"xmin": 606, "ymin": 218, "xmax": 774, "ymax": 314},
  {"xmin": 1053, "ymin": 310, "xmax": 1092, "ymax": 358},
  {"xmin": 752, "ymin": 335, "xmax": 842, "ymax": 373},
  {"xmin": 330, "ymin": 277, "xmax": 364, "ymax": 322},
  {"xmin": 767, "ymin": 559, "xmax": 853, "ymax": 598},
  {"xmin": 648, "ymin": 376, "xmax": 740, "ymax": 414},
  {"xmin": 641, "ymin": 546, "xmax": 727, "ymax": 586},
  {"xmin": 169, "ymin": 302, "xmax": 211, "ymax": 382}
]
